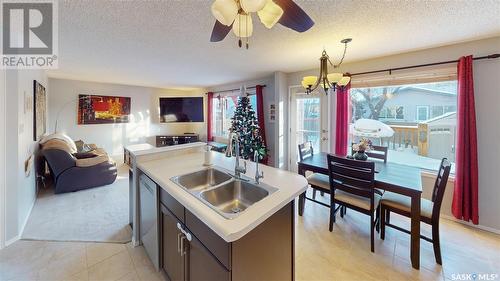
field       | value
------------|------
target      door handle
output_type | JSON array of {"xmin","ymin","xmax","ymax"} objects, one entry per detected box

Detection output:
[{"xmin": 321, "ymin": 137, "xmax": 328, "ymax": 141}]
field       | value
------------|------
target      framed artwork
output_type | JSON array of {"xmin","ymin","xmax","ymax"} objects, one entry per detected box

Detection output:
[
  {"xmin": 77, "ymin": 94, "xmax": 131, "ymax": 124},
  {"xmin": 33, "ymin": 80, "xmax": 47, "ymax": 141}
]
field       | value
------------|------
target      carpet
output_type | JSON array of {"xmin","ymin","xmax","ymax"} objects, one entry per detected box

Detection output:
[{"xmin": 22, "ymin": 165, "xmax": 132, "ymax": 243}]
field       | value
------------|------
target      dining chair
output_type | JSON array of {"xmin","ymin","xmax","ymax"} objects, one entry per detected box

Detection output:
[
  {"xmin": 351, "ymin": 142, "xmax": 389, "ymax": 163},
  {"xmin": 379, "ymin": 158, "xmax": 451, "ymax": 264},
  {"xmin": 327, "ymin": 155, "xmax": 381, "ymax": 252},
  {"xmin": 298, "ymin": 142, "xmax": 329, "ymax": 201}
]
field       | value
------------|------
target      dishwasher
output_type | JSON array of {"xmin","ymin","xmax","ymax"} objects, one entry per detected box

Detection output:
[{"xmin": 139, "ymin": 173, "xmax": 159, "ymax": 270}]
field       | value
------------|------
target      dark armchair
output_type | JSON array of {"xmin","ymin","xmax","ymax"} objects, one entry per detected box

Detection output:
[{"xmin": 41, "ymin": 138, "xmax": 117, "ymax": 194}]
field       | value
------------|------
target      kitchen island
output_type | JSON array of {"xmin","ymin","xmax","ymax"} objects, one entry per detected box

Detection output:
[{"xmin": 135, "ymin": 149, "xmax": 308, "ymax": 281}]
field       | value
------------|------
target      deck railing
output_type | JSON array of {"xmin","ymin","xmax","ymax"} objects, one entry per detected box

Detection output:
[{"xmin": 385, "ymin": 124, "xmax": 428, "ymax": 156}]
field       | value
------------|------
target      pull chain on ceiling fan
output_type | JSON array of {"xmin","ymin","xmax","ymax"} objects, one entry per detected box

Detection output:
[{"xmin": 210, "ymin": 0, "xmax": 315, "ymax": 49}]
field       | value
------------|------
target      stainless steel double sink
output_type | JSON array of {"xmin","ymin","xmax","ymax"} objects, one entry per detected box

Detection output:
[{"xmin": 170, "ymin": 166, "xmax": 278, "ymax": 219}]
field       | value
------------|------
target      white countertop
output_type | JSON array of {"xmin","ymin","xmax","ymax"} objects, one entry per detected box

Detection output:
[
  {"xmin": 137, "ymin": 151, "xmax": 308, "ymax": 242},
  {"xmin": 125, "ymin": 142, "xmax": 206, "ymax": 157}
]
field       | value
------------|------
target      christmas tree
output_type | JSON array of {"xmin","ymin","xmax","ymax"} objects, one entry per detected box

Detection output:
[{"xmin": 229, "ymin": 96, "xmax": 267, "ymax": 161}]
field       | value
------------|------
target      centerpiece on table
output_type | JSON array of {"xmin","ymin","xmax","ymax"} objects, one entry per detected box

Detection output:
[{"xmin": 351, "ymin": 138, "xmax": 372, "ymax": 161}]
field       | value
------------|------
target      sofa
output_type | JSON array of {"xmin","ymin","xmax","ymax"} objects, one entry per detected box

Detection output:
[{"xmin": 40, "ymin": 133, "xmax": 117, "ymax": 194}]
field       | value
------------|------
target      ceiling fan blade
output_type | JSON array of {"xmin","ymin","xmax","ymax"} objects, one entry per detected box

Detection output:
[
  {"xmin": 274, "ymin": 0, "xmax": 314, "ymax": 32},
  {"xmin": 210, "ymin": 20, "xmax": 233, "ymax": 42}
]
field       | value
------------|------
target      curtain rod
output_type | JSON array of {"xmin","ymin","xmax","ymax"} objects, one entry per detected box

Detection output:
[
  {"xmin": 350, "ymin": 54, "xmax": 500, "ymax": 77},
  {"xmin": 210, "ymin": 84, "xmax": 266, "ymax": 95}
]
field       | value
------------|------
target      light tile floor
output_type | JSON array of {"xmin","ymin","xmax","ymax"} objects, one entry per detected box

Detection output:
[
  {"xmin": 1, "ymin": 191, "xmax": 499, "ymax": 281},
  {"xmin": 0, "ymin": 241, "xmax": 162, "ymax": 281},
  {"xmin": 296, "ymin": 191, "xmax": 500, "ymax": 281}
]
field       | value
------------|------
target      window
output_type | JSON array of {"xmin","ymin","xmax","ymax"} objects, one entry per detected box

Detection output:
[
  {"xmin": 416, "ymin": 106, "xmax": 429, "ymax": 121},
  {"xmin": 212, "ymin": 94, "xmax": 258, "ymax": 139},
  {"xmin": 430, "ymin": 105, "xmax": 457, "ymax": 119},
  {"xmin": 379, "ymin": 106, "xmax": 404, "ymax": 120},
  {"xmin": 350, "ymin": 81, "xmax": 457, "ymax": 171}
]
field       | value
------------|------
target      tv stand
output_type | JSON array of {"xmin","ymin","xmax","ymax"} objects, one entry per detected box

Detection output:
[{"xmin": 156, "ymin": 134, "xmax": 199, "ymax": 147}]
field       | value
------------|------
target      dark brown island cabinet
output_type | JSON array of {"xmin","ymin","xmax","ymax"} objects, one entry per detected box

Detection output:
[{"xmin": 142, "ymin": 172, "xmax": 295, "ymax": 281}]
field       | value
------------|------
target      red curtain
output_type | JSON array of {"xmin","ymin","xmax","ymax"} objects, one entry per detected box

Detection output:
[
  {"xmin": 452, "ymin": 55, "xmax": 479, "ymax": 225},
  {"xmin": 207, "ymin": 92, "xmax": 214, "ymax": 142},
  {"xmin": 256, "ymin": 85, "xmax": 268, "ymax": 164},
  {"xmin": 334, "ymin": 83, "xmax": 351, "ymax": 155}
]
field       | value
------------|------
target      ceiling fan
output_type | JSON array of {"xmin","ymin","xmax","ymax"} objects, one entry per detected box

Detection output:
[{"xmin": 210, "ymin": 0, "xmax": 314, "ymax": 49}]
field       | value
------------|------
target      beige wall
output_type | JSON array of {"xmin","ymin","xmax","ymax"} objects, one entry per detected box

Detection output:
[
  {"xmin": 287, "ymin": 36, "xmax": 500, "ymax": 231},
  {"xmin": 4, "ymin": 69, "xmax": 47, "ymax": 243},
  {"xmin": 48, "ymin": 78, "xmax": 206, "ymax": 160}
]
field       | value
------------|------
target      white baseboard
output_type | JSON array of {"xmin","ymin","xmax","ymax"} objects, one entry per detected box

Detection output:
[
  {"xmin": 2, "ymin": 189, "xmax": 37, "ymax": 249},
  {"xmin": 5, "ymin": 235, "xmax": 19, "ymax": 247},
  {"xmin": 19, "ymin": 196, "xmax": 36, "ymax": 238},
  {"xmin": 441, "ymin": 215, "xmax": 500, "ymax": 234}
]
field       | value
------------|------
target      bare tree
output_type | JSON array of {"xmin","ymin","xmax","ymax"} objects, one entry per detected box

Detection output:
[{"xmin": 352, "ymin": 87, "xmax": 402, "ymax": 120}]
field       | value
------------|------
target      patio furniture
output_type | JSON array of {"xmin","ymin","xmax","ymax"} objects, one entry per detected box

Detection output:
[
  {"xmin": 298, "ymin": 142, "xmax": 329, "ymax": 202},
  {"xmin": 327, "ymin": 155, "xmax": 381, "ymax": 252},
  {"xmin": 297, "ymin": 152, "xmax": 423, "ymax": 269},
  {"xmin": 350, "ymin": 118, "xmax": 395, "ymax": 145},
  {"xmin": 380, "ymin": 158, "xmax": 451, "ymax": 264}
]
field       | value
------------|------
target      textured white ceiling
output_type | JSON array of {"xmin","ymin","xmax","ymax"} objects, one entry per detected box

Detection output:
[{"xmin": 48, "ymin": 0, "xmax": 500, "ymax": 88}]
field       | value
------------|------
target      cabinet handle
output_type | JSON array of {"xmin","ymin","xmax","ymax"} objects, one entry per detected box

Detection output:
[
  {"xmin": 177, "ymin": 232, "xmax": 182, "ymax": 253},
  {"xmin": 180, "ymin": 235, "xmax": 186, "ymax": 256}
]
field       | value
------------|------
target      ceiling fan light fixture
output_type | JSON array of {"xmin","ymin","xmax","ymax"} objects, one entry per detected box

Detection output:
[
  {"xmin": 233, "ymin": 13, "xmax": 253, "ymax": 38},
  {"xmin": 211, "ymin": 0, "xmax": 238, "ymax": 26},
  {"xmin": 257, "ymin": 0, "xmax": 284, "ymax": 29},
  {"xmin": 240, "ymin": 0, "xmax": 268, "ymax": 13}
]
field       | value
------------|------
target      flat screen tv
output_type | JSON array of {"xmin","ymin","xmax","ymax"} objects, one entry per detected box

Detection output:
[{"xmin": 159, "ymin": 97, "xmax": 204, "ymax": 123}]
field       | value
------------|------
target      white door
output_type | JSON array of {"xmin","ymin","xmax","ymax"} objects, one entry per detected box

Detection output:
[{"xmin": 289, "ymin": 87, "xmax": 329, "ymax": 172}]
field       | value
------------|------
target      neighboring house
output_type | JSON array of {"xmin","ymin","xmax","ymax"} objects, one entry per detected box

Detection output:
[{"xmin": 353, "ymin": 86, "xmax": 457, "ymax": 125}]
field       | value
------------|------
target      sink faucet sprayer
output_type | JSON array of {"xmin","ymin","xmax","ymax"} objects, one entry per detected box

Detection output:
[
  {"xmin": 226, "ymin": 132, "xmax": 246, "ymax": 179},
  {"xmin": 254, "ymin": 150, "xmax": 264, "ymax": 184}
]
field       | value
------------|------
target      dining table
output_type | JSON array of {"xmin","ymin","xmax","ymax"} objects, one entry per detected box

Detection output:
[{"xmin": 297, "ymin": 152, "xmax": 423, "ymax": 270}]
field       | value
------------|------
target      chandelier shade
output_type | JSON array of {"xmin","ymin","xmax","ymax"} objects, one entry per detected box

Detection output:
[
  {"xmin": 338, "ymin": 76, "xmax": 351, "ymax": 86},
  {"xmin": 211, "ymin": 0, "xmax": 238, "ymax": 26},
  {"xmin": 302, "ymin": 39, "xmax": 352, "ymax": 95},
  {"xmin": 241, "ymin": 0, "xmax": 268, "ymax": 13},
  {"xmin": 302, "ymin": 76, "xmax": 318, "ymax": 87},
  {"xmin": 327, "ymin": 73, "xmax": 343, "ymax": 84},
  {"xmin": 257, "ymin": 0, "xmax": 284, "ymax": 29}
]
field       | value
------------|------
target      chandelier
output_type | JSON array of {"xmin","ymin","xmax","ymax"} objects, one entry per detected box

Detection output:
[{"xmin": 302, "ymin": 38, "xmax": 352, "ymax": 95}]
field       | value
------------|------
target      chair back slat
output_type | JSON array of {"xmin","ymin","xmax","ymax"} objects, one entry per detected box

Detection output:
[
  {"xmin": 298, "ymin": 141, "xmax": 313, "ymax": 161},
  {"xmin": 327, "ymin": 155, "xmax": 375, "ymax": 199},
  {"xmin": 351, "ymin": 143, "xmax": 388, "ymax": 163},
  {"xmin": 431, "ymin": 158, "xmax": 452, "ymax": 221}
]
